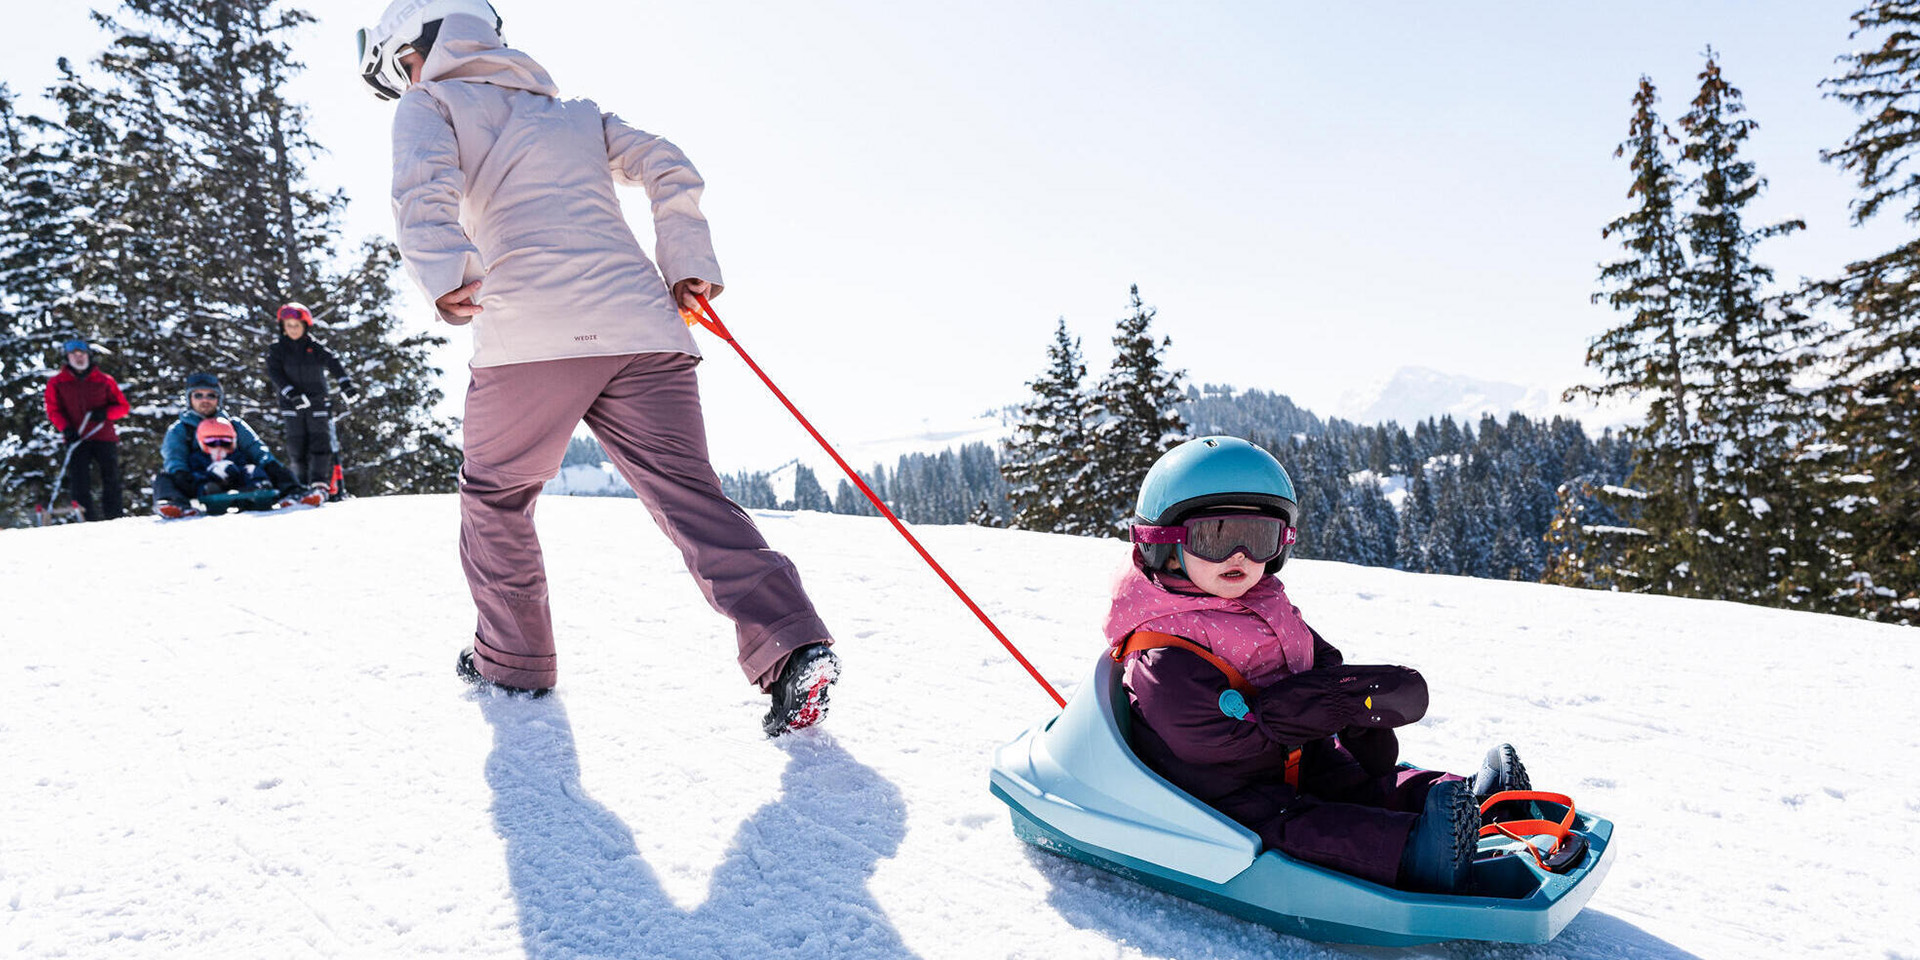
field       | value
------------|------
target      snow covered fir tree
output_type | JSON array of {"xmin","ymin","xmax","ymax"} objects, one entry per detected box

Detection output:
[
  {"xmin": 1544, "ymin": 28, "xmax": 1919, "ymax": 625},
  {"xmin": 1000, "ymin": 317, "xmax": 1099, "ymax": 535},
  {"xmin": 1086, "ymin": 285, "xmax": 1189, "ymax": 532},
  {"xmin": 1811, "ymin": 0, "xmax": 1920, "ymax": 623},
  {"xmin": 0, "ymin": 0, "xmax": 458, "ymax": 525}
]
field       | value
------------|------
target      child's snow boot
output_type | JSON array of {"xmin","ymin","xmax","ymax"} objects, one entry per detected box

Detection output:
[
  {"xmin": 1400, "ymin": 778, "xmax": 1480, "ymax": 894},
  {"xmin": 456, "ymin": 645, "xmax": 551, "ymax": 699},
  {"xmin": 762, "ymin": 643, "xmax": 839, "ymax": 737},
  {"xmin": 1471, "ymin": 743, "xmax": 1532, "ymax": 803},
  {"xmin": 155, "ymin": 500, "xmax": 201, "ymax": 520}
]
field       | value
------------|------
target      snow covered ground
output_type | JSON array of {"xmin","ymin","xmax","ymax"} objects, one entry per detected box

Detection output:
[{"xmin": 3, "ymin": 495, "xmax": 1916, "ymax": 959}]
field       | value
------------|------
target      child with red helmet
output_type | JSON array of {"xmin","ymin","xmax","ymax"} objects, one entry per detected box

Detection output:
[
  {"xmin": 265, "ymin": 301, "xmax": 357, "ymax": 498},
  {"xmin": 191, "ymin": 417, "xmax": 274, "ymax": 499}
]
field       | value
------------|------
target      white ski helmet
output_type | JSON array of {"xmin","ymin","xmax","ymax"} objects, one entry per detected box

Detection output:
[{"xmin": 356, "ymin": 0, "xmax": 503, "ymax": 100}]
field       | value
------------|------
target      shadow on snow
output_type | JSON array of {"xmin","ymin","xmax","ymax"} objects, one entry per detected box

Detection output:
[
  {"xmin": 478, "ymin": 694, "xmax": 921, "ymax": 960},
  {"xmin": 1026, "ymin": 843, "xmax": 1703, "ymax": 960}
]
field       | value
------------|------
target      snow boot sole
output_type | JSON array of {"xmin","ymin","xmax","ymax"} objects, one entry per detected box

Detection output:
[
  {"xmin": 1401, "ymin": 778, "xmax": 1480, "ymax": 894},
  {"xmin": 456, "ymin": 645, "xmax": 551, "ymax": 699},
  {"xmin": 1473, "ymin": 743, "xmax": 1532, "ymax": 803},
  {"xmin": 763, "ymin": 644, "xmax": 839, "ymax": 737}
]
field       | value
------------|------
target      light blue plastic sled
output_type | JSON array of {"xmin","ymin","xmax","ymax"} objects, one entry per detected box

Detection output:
[{"xmin": 989, "ymin": 655, "xmax": 1616, "ymax": 946}]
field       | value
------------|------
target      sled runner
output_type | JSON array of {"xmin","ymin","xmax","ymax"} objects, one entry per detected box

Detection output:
[{"xmin": 988, "ymin": 654, "xmax": 1616, "ymax": 946}]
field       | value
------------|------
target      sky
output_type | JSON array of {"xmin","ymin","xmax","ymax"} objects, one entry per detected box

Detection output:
[
  {"xmin": 5, "ymin": 495, "xmax": 1918, "ymax": 958},
  {"xmin": 1, "ymin": 1, "xmax": 1907, "ymax": 471}
]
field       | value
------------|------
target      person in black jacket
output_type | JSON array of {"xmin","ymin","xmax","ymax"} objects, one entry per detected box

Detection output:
[{"xmin": 265, "ymin": 302, "xmax": 359, "ymax": 495}]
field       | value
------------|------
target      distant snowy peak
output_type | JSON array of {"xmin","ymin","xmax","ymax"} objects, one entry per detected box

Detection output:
[
  {"xmin": 1333, "ymin": 366, "xmax": 1639, "ymax": 432},
  {"xmin": 783, "ymin": 412, "xmax": 1016, "ymax": 480}
]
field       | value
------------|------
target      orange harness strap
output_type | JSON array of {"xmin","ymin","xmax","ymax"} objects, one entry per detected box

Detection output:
[
  {"xmin": 1478, "ymin": 790, "xmax": 1586, "ymax": 873},
  {"xmin": 1114, "ymin": 630, "xmax": 1302, "ymax": 788}
]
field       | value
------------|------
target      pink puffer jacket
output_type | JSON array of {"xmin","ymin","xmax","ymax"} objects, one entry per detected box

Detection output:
[
  {"xmin": 1104, "ymin": 559, "xmax": 1318, "ymax": 688},
  {"xmin": 390, "ymin": 15, "xmax": 717, "ymax": 368}
]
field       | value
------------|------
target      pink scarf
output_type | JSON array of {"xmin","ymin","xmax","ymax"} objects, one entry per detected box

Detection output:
[{"xmin": 1103, "ymin": 560, "xmax": 1317, "ymax": 689}]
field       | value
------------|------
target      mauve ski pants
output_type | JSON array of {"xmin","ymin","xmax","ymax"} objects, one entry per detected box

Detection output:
[{"xmin": 459, "ymin": 351, "xmax": 831, "ymax": 691}]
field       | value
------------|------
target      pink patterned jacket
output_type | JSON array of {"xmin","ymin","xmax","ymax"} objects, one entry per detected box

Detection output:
[{"xmin": 1104, "ymin": 560, "xmax": 1318, "ymax": 687}]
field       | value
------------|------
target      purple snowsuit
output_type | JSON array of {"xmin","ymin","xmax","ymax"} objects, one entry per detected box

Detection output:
[{"xmin": 1109, "ymin": 561, "xmax": 1460, "ymax": 887}]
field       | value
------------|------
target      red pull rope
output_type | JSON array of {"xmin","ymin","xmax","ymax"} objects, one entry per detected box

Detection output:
[{"xmin": 686, "ymin": 294, "xmax": 1065, "ymax": 707}]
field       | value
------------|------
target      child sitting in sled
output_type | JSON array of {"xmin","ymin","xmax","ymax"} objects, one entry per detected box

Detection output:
[
  {"xmin": 1109, "ymin": 436, "xmax": 1529, "ymax": 894},
  {"xmin": 188, "ymin": 417, "xmax": 278, "ymax": 506},
  {"xmin": 153, "ymin": 372, "xmax": 322, "ymax": 518}
]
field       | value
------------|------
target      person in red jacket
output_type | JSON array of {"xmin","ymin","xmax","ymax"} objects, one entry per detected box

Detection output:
[{"xmin": 44, "ymin": 338, "xmax": 131, "ymax": 521}]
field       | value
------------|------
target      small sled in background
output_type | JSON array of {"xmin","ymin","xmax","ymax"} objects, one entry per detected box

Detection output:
[
  {"xmin": 197, "ymin": 488, "xmax": 283, "ymax": 515},
  {"xmin": 989, "ymin": 654, "xmax": 1616, "ymax": 947},
  {"xmin": 158, "ymin": 486, "xmax": 325, "ymax": 520}
]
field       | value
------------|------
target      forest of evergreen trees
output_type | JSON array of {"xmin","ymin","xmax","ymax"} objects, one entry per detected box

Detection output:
[
  {"xmin": 1545, "ymin": 27, "xmax": 1919, "ymax": 625},
  {"xmin": 3, "ymin": 3, "xmax": 1913, "ymax": 626},
  {"xmin": 602, "ymin": 382, "xmax": 1632, "ymax": 586},
  {"xmin": 0, "ymin": 2, "xmax": 458, "ymax": 526}
]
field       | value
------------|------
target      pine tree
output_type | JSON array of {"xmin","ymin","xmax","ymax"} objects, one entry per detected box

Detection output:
[
  {"xmin": 833, "ymin": 476, "xmax": 880, "ymax": 516},
  {"xmin": 0, "ymin": 83, "xmax": 76, "ymax": 522},
  {"xmin": 789, "ymin": 464, "xmax": 831, "ymax": 512},
  {"xmin": 1677, "ymin": 49, "xmax": 1816, "ymax": 604},
  {"xmin": 1569, "ymin": 77, "xmax": 1709, "ymax": 595},
  {"xmin": 969, "ymin": 499, "xmax": 1004, "ymax": 527},
  {"xmin": 1088, "ymin": 285, "xmax": 1188, "ymax": 532},
  {"xmin": 958, "ymin": 441, "xmax": 1009, "ymax": 523},
  {"xmin": 721, "ymin": 470, "xmax": 778, "ymax": 509},
  {"xmin": 1002, "ymin": 317, "xmax": 1101, "ymax": 534},
  {"xmin": 1817, "ymin": 0, "xmax": 1920, "ymax": 622}
]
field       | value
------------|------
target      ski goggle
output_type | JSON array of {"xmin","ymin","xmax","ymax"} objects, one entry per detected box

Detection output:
[
  {"xmin": 356, "ymin": 28, "xmax": 410, "ymax": 101},
  {"xmin": 1131, "ymin": 513, "xmax": 1297, "ymax": 563},
  {"xmin": 201, "ymin": 438, "xmax": 234, "ymax": 449},
  {"xmin": 278, "ymin": 305, "xmax": 312, "ymax": 322}
]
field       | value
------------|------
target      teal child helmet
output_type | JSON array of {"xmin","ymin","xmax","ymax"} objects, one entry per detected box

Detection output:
[{"xmin": 1133, "ymin": 436, "xmax": 1299, "ymax": 573}]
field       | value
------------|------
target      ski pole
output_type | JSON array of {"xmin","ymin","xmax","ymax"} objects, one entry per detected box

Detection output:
[
  {"xmin": 45, "ymin": 413, "xmax": 105, "ymax": 515},
  {"xmin": 329, "ymin": 399, "xmax": 354, "ymax": 498},
  {"xmin": 685, "ymin": 293, "xmax": 1066, "ymax": 708}
]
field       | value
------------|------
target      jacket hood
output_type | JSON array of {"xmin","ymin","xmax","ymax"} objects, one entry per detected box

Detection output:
[{"xmin": 417, "ymin": 14, "xmax": 558, "ymax": 96}]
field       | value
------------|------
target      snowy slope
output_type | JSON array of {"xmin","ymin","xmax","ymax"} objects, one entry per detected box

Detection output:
[
  {"xmin": 3, "ymin": 496, "xmax": 1916, "ymax": 960},
  {"xmin": 544, "ymin": 462, "xmax": 636, "ymax": 498}
]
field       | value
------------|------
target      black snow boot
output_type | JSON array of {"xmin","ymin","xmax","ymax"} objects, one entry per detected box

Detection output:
[
  {"xmin": 1471, "ymin": 743, "xmax": 1532, "ymax": 803},
  {"xmin": 762, "ymin": 643, "xmax": 840, "ymax": 737},
  {"xmin": 1399, "ymin": 778, "xmax": 1480, "ymax": 894},
  {"xmin": 457, "ymin": 645, "xmax": 551, "ymax": 699}
]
